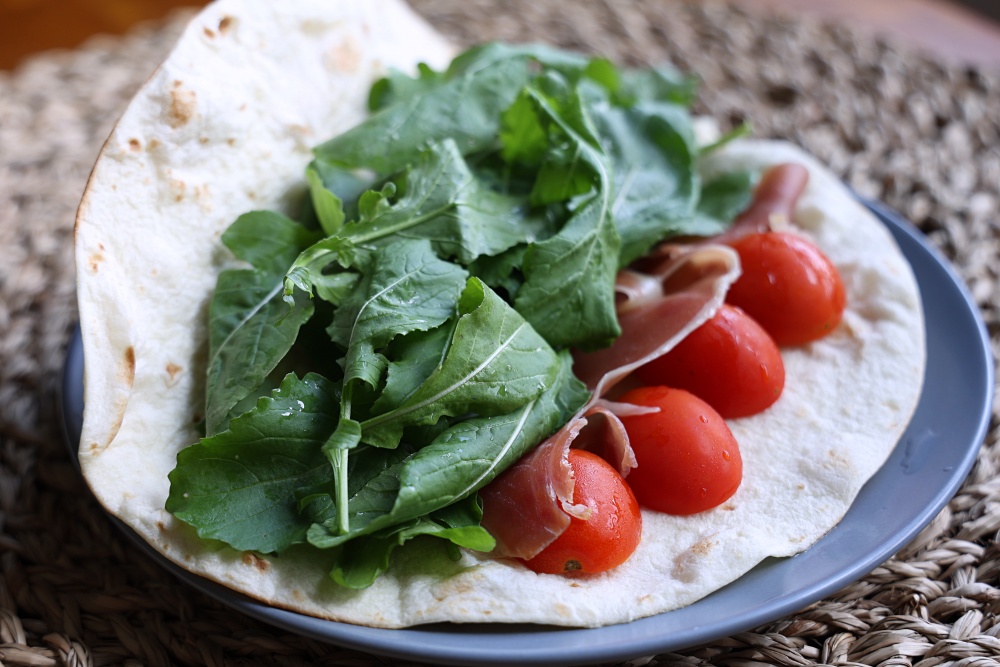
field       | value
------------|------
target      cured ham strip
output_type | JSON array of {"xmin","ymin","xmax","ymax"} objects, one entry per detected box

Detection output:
[
  {"xmin": 480, "ymin": 400, "xmax": 654, "ymax": 559},
  {"xmin": 573, "ymin": 402, "xmax": 648, "ymax": 477},
  {"xmin": 713, "ymin": 163, "xmax": 809, "ymax": 244},
  {"xmin": 479, "ymin": 419, "xmax": 586, "ymax": 559},
  {"xmin": 574, "ymin": 243, "xmax": 741, "ymax": 398}
]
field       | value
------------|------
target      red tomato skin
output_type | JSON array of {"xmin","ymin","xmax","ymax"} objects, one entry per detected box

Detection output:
[
  {"xmin": 617, "ymin": 386, "xmax": 742, "ymax": 516},
  {"xmin": 727, "ymin": 231, "xmax": 846, "ymax": 347},
  {"xmin": 634, "ymin": 304, "xmax": 784, "ymax": 419},
  {"xmin": 523, "ymin": 450, "xmax": 642, "ymax": 575}
]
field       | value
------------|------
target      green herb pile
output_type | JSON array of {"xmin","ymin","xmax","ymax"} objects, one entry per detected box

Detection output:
[{"xmin": 165, "ymin": 43, "xmax": 753, "ymax": 588}]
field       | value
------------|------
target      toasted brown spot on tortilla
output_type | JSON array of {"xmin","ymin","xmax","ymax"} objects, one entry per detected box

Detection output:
[
  {"xmin": 128, "ymin": 138, "xmax": 141, "ymax": 151},
  {"xmin": 148, "ymin": 138, "xmax": 161, "ymax": 151},
  {"xmin": 690, "ymin": 537, "xmax": 716, "ymax": 556},
  {"xmin": 123, "ymin": 346, "xmax": 136, "ymax": 382},
  {"xmin": 672, "ymin": 535, "xmax": 720, "ymax": 581},
  {"xmin": 157, "ymin": 522, "xmax": 167, "ymax": 532},
  {"xmin": 325, "ymin": 37, "xmax": 362, "ymax": 73},
  {"xmin": 166, "ymin": 363, "xmax": 182, "ymax": 383},
  {"xmin": 226, "ymin": 138, "xmax": 237, "ymax": 146},
  {"xmin": 291, "ymin": 590, "xmax": 304, "ymax": 602},
  {"xmin": 193, "ymin": 184, "xmax": 212, "ymax": 210},
  {"xmin": 199, "ymin": 136, "xmax": 209, "ymax": 144},
  {"xmin": 88, "ymin": 253, "xmax": 103, "ymax": 273},
  {"xmin": 203, "ymin": 27, "xmax": 216, "ymax": 39},
  {"xmin": 169, "ymin": 178, "xmax": 187, "ymax": 202},
  {"xmin": 218, "ymin": 15, "xmax": 234, "ymax": 33},
  {"xmin": 242, "ymin": 552, "xmax": 270, "ymax": 573},
  {"xmin": 825, "ymin": 449, "xmax": 851, "ymax": 470},
  {"xmin": 167, "ymin": 83, "xmax": 197, "ymax": 129}
]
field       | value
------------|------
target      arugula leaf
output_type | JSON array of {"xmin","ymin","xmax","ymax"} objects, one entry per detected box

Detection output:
[
  {"xmin": 314, "ymin": 51, "xmax": 534, "ymax": 176},
  {"xmin": 329, "ymin": 238, "xmax": 468, "ymax": 390},
  {"xmin": 167, "ymin": 373, "xmax": 339, "ymax": 553},
  {"xmin": 467, "ymin": 244, "xmax": 527, "ymax": 299},
  {"xmin": 286, "ymin": 140, "xmax": 535, "ymax": 303},
  {"xmin": 512, "ymin": 83, "xmax": 622, "ymax": 350},
  {"xmin": 282, "ymin": 235, "xmax": 362, "ymax": 308},
  {"xmin": 699, "ymin": 121, "xmax": 752, "ymax": 155},
  {"xmin": 368, "ymin": 62, "xmax": 446, "ymax": 112},
  {"xmin": 205, "ymin": 211, "xmax": 320, "ymax": 435},
  {"xmin": 373, "ymin": 324, "xmax": 453, "ymax": 413},
  {"xmin": 389, "ymin": 350, "xmax": 586, "ymax": 516},
  {"xmin": 361, "ymin": 278, "xmax": 561, "ymax": 448},
  {"xmin": 685, "ymin": 169, "xmax": 758, "ymax": 233},
  {"xmin": 331, "ymin": 496, "xmax": 494, "ymax": 589},
  {"xmin": 593, "ymin": 100, "xmax": 699, "ymax": 264},
  {"xmin": 322, "ymin": 239, "xmax": 469, "ymax": 534},
  {"xmin": 307, "ymin": 351, "xmax": 585, "ymax": 552},
  {"xmin": 342, "ymin": 140, "xmax": 530, "ymax": 264},
  {"xmin": 314, "ymin": 42, "xmax": 596, "ymax": 177},
  {"xmin": 306, "ymin": 166, "xmax": 345, "ymax": 237},
  {"xmin": 304, "ymin": 157, "xmax": 380, "ymax": 237},
  {"xmin": 615, "ymin": 64, "xmax": 698, "ymax": 107}
]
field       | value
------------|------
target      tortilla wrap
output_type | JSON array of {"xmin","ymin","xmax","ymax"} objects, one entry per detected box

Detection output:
[{"xmin": 74, "ymin": 0, "xmax": 925, "ymax": 628}]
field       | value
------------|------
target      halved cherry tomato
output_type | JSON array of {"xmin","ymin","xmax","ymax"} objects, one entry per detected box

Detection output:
[
  {"xmin": 523, "ymin": 449, "xmax": 641, "ymax": 575},
  {"xmin": 617, "ymin": 386, "xmax": 741, "ymax": 516},
  {"xmin": 634, "ymin": 304, "xmax": 784, "ymax": 419},
  {"xmin": 726, "ymin": 231, "xmax": 846, "ymax": 346}
]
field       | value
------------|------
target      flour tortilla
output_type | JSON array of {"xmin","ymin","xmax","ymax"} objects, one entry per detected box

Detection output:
[{"xmin": 74, "ymin": 0, "xmax": 925, "ymax": 628}]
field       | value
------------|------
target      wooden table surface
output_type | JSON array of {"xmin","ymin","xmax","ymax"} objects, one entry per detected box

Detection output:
[{"xmin": 2, "ymin": 0, "xmax": 1000, "ymax": 71}]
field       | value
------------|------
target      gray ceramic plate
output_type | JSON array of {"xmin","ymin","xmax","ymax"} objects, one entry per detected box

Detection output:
[{"xmin": 62, "ymin": 201, "xmax": 992, "ymax": 667}]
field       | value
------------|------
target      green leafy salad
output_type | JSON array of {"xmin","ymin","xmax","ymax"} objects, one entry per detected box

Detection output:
[{"xmin": 165, "ymin": 42, "xmax": 754, "ymax": 588}]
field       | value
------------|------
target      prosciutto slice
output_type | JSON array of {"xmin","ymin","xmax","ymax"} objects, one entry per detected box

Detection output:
[
  {"xmin": 574, "ymin": 244, "xmax": 741, "ymax": 398},
  {"xmin": 713, "ymin": 162, "xmax": 808, "ymax": 244},
  {"xmin": 480, "ymin": 163, "xmax": 807, "ymax": 561},
  {"xmin": 479, "ymin": 400, "xmax": 655, "ymax": 559}
]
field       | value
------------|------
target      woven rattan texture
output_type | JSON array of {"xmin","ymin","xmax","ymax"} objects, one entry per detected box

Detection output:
[{"xmin": 1, "ymin": 1, "xmax": 999, "ymax": 665}]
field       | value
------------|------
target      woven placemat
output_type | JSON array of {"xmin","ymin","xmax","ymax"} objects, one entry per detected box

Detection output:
[{"xmin": 2, "ymin": 1, "xmax": 999, "ymax": 665}]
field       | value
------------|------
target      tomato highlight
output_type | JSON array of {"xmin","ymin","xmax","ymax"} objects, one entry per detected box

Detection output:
[
  {"xmin": 635, "ymin": 304, "xmax": 784, "ymax": 419},
  {"xmin": 617, "ymin": 386, "xmax": 742, "ymax": 516},
  {"xmin": 523, "ymin": 449, "xmax": 641, "ymax": 575},
  {"xmin": 726, "ymin": 231, "xmax": 846, "ymax": 346}
]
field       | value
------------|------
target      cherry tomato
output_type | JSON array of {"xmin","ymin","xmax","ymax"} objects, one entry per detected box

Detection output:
[
  {"xmin": 726, "ymin": 231, "xmax": 846, "ymax": 347},
  {"xmin": 634, "ymin": 304, "xmax": 784, "ymax": 419},
  {"xmin": 617, "ymin": 386, "xmax": 741, "ymax": 516},
  {"xmin": 523, "ymin": 449, "xmax": 641, "ymax": 575}
]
